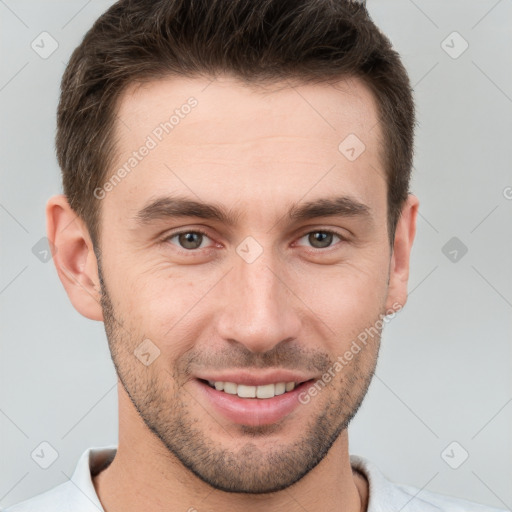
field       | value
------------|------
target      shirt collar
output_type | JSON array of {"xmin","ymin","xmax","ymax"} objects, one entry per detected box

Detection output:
[{"xmin": 69, "ymin": 445, "xmax": 117, "ymax": 511}]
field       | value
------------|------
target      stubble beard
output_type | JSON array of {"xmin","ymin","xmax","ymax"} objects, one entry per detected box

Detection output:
[{"xmin": 98, "ymin": 262, "xmax": 381, "ymax": 494}]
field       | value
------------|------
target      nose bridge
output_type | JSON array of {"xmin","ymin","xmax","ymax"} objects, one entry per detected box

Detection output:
[{"xmin": 216, "ymin": 240, "xmax": 301, "ymax": 353}]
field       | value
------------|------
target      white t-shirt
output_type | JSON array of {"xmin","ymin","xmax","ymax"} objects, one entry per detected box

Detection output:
[{"xmin": 4, "ymin": 445, "xmax": 505, "ymax": 512}]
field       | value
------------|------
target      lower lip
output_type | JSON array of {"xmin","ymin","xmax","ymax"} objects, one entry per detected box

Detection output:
[{"xmin": 194, "ymin": 379, "xmax": 313, "ymax": 427}]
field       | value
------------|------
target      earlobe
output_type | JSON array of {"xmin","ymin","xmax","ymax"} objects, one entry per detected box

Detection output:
[
  {"xmin": 46, "ymin": 194, "xmax": 104, "ymax": 321},
  {"xmin": 384, "ymin": 194, "xmax": 419, "ymax": 313}
]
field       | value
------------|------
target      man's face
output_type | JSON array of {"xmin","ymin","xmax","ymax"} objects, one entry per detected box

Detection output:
[{"xmin": 97, "ymin": 75, "xmax": 396, "ymax": 493}]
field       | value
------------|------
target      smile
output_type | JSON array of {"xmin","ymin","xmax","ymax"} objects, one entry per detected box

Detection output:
[
  {"xmin": 194, "ymin": 378, "xmax": 315, "ymax": 426},
  {"xmin": 204, "ymin": 380, "xmax": 297, "ymax": 399}
]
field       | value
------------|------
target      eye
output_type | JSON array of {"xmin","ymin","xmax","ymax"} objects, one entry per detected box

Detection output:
[
  {"xmin": 163, "ymin": 228, "xmax": 346, "ymax": 253},
  {"xmin": 165, "ymin": 229, "xmax": 213, "ymax": 250},
  {"xmin": 296, "ymin": 230, "xmax": 345, "ymax": 250}
]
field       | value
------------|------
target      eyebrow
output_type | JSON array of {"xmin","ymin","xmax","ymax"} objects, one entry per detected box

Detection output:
[
  {"xmin": 288, "ymin": 196, "xmax": 370, "ymax": 222},
  {"xmin": 133, "ymin": 194, "xmax": 371, "ymax": 227}
]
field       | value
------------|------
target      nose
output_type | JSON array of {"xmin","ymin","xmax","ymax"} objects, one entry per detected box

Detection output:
[{"xmin": 215, "ymin": 244, "xmax": 302, "ymax": 354}]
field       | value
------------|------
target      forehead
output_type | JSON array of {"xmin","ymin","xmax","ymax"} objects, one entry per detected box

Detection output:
[
  {"xmin": 116, "ymin": 74, "xmax": 381, "ymax": 143},
  {"xmin": 104, "ymin": 74, "xmax": 385, "ymax": 224}
]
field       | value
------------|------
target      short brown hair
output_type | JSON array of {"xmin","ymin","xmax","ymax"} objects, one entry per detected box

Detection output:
[{"xmin": 56, "ymin": 0, "xmax": 414, "ymax": 250}]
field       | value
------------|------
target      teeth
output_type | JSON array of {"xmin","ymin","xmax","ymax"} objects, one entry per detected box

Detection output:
[
  {"xmin": 256, "ymin": 383, "xmax": 275, "ymax": 398},
  {"xmin": 237, "ymin": 384, "xmax": 256, "ymax": 398},
  {"xmin": 206, "ymin": 380, "xmax": 297, "ymax": 399},
  {"xmin": 275, "ymin": 382, "xmax": 286, "ymax": 395},
  {"xmin": 223, "ymin": 382, "xmax": 238, "ymax": 395}
]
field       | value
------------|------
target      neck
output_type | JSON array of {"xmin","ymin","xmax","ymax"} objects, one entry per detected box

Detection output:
[{"xmin": 93, "ymin": 388, "xmax": 368, "ymax": 512}]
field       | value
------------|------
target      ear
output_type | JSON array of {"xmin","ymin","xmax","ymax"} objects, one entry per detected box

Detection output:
[
  {"xmin": 385, "ymin": 194, "xmax": 419, "ymax": 313},
  {"xmin": 46, "ymin": 194, "xmax": 104, "ymax": 321}
]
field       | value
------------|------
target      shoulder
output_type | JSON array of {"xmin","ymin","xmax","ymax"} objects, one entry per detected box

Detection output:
[
  {"xmin": 3, "ymin": 481, "xmax": 76, "ymax": 512},
  {"xmin": 350, "ymin": 454, "xmax": 506, "ymax": 512},
  {"xmin": 4, "ymin": 445, "xmax": 116, "ymax": 512},
  {"xmin": 394, "ymin": 481, "xmax": 506, "ymax": 512}
]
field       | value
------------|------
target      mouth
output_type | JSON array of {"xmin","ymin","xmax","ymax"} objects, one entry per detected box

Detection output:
[
  {"xmin": 199, "ymin": 378, "xmax": 304, "ymax": 398},
  {"xmin": 194, "ymin": 377, "xmax": 315, "ymax": 426}
]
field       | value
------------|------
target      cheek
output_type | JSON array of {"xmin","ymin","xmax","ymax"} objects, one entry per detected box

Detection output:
[
  {"xmin": 296, "ymin": 258, "xmax": 389, "ymax": 326},
  {"xmin": 121, "ymin": 271, "xmax": 205, "ymax": 355}
]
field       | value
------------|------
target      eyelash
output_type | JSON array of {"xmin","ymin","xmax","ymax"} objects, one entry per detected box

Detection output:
[{"xmin": 162, "ymin": 228, "xmax": 347, "ymax": 253}]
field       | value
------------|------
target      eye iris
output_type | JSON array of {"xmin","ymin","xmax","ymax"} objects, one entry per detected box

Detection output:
[
  {"xmin": 309, "ymin": 231, "xmax": 332, "ymax": 249},
  {"xmin": 179, "ymin": 232, "xmax": 203, "ymax": 250}
]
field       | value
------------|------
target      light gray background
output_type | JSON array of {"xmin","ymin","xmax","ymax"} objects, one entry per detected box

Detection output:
[{"xmin": 1, "ymin": 0, "xmax": 511, "ymax": 509}]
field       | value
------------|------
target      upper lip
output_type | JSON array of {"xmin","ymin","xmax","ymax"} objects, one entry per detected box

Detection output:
[{"xmin": 195, "ymin": 370, "xmax": 316, "ymax": 387}]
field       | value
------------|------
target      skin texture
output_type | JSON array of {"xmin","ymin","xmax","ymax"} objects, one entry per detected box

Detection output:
[{"xmin": 48, "ymin": 74, "xmax": 418, "ymax": 512}]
